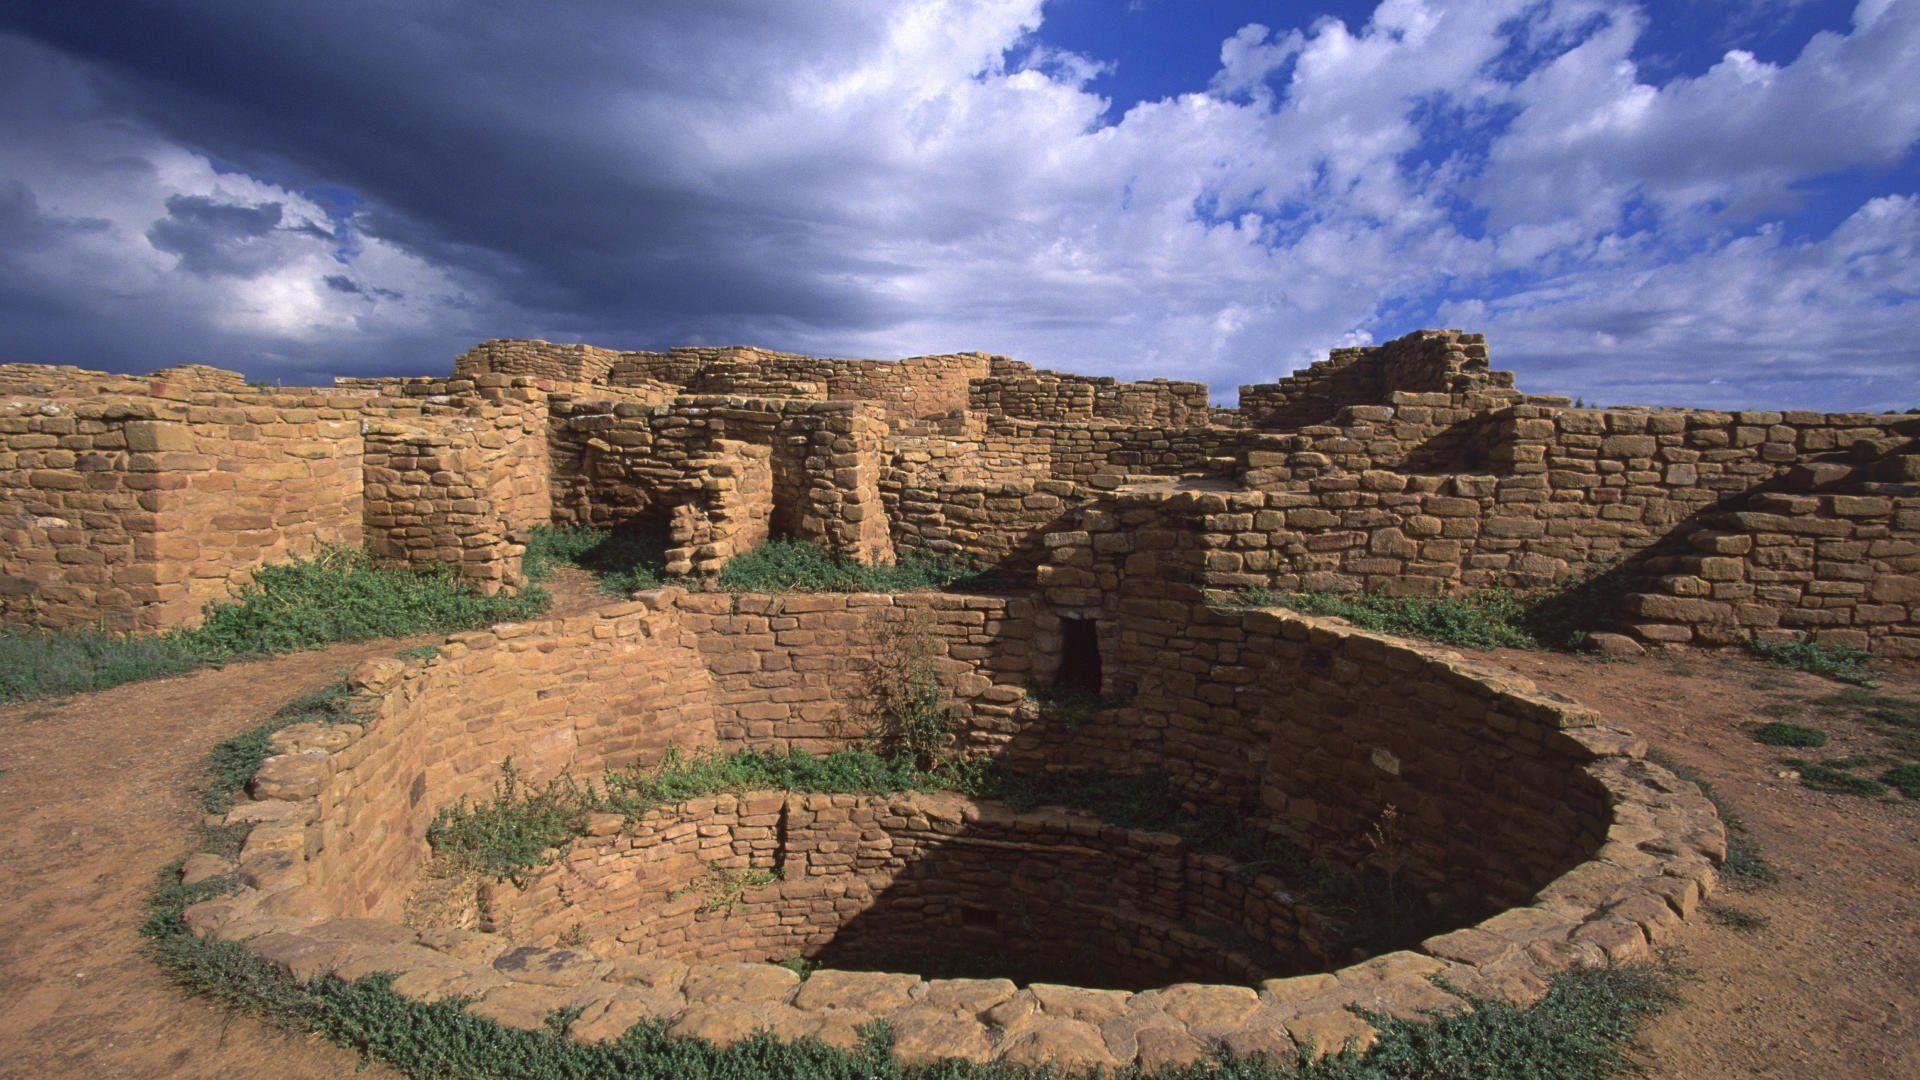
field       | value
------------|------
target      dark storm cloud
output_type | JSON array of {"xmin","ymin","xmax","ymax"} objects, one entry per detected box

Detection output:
[
  {"xmin": 0, "ymin": 2, "xmax": 907, "ymax": 339},
  {"xmin": 145, "ymin": 194, "xmax": 284, "ymax": 276}
]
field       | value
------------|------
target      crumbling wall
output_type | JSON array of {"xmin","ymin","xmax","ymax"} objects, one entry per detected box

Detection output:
[{"xmin": 1237, "ymin": 330, "xmax": 1514, "ymax": 430}]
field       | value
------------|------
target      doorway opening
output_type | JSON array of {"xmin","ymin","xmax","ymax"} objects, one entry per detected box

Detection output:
[{"xmin": 1055, "ymin": 617, "xmax": 1102, "ymax": 694}]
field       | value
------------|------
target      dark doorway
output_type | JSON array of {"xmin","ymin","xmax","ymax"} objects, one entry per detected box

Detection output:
[{"xmin": 1055, "ymin": 617, "xmax": 1102, "ymax": 693}]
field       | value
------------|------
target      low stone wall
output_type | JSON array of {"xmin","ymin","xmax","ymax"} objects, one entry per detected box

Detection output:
[
  {"xmin": 183, "ymin": 589, "xmax": 1722, "ymax": 1069},
  {"xmin": 489, "ymin": 790, "xmax": 1328, "ymax": 990}
]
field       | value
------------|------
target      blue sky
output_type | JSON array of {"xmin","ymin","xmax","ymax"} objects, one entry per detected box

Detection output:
[{"xmin": 0, "ymin": 1, "xmax": 1915, "ymax": 409}]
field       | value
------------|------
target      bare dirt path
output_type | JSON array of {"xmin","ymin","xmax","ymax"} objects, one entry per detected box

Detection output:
[
  {"xmin": 0, "ymin": 569, "xmax": 608, "ymax": 1079},
  {"xmin": 1488, "ymin": 647, "xmax": 1920, "ymax": 1079},
  {"xmin": 0, "ymin": 639, "xmax": 401, "ymax": 1079}
]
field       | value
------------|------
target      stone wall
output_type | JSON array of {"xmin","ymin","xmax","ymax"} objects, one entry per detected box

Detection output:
[
  {"xmin": 488, "ymin": 790, "xmax": 1328, "ymax": 989},
  {"xmin": 7, "ymin": 330, "xmax": 1915, "ymax": 651},
  {"xmin": 190, "ymin": 585, "xmax": 1723, "ymax": 1069},
  {"xmin": 969, "ymin": 373, "xmax": 1210, "ymax": 427},
  {"xmin": 0, "ymin": 393, "xmax": 363, "ymax": 629},
  {"xmin": 1237, "ymin": 330, "xmax": 1515, "ymax": 431},
  {"xmin": 549, "ymin": 395, "xmax": 893, "ymax": 576}
]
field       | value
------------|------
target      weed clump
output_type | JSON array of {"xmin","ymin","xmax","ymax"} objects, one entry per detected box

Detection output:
[
  {"xmin": 0, "ymin": 548, "xmax": 547, "ymax": 703},
  {"xmin": 1783, "ymin": 758, "xmax": 1890, "ymax": 797},
  {"xmin": 522, "ymin": 524, "xmax": 666, "ymax": 595},
  {"xmin": 1882, "ymin": 763, "xmax": 1920, "ymax": 799},
  {"xmin": 1751, "ymin": 722, "xmax": 1827, "ymax": 748},
  {"xmin": 717, "ymin": 539, "xmax": 973, "ymax": 594},
  {"xmin": 1749, "ymin": 639, "xmax": 1876, "ymax": 686}
]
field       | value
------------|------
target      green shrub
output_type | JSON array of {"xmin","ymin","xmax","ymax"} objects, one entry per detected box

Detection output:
[
  {"xmin": 1235, "ymin": 587, "xmax": 1538, "ymax": 650},
  {"xmin": 0, "ymin": 548, "xmax": 547, "ymax": 703},
  {"xmin": 1749, "ymin": 639, "xmax": 1876, "ymax": 686},
  {"xmin": 1751, "ymin": 722, "xmax": 1827, "ymax": 748},
  {"xmin": 522, "ymin": 524, "xmax": 665, "ymax": 595},
  {"xmin": 0, "ymin": 627, "xmax": 204, "ymax": 702},
  {"xmin": 1782, "ymin": 758, "xmax": 1889, "ymax": 797},
  {"xmin": 716, "ymin": 539, "xmax": 972, "ymax": 593},
  {"xmin": 1882, "ymin": 764, "xmax": 1920, "ymax": 799}
]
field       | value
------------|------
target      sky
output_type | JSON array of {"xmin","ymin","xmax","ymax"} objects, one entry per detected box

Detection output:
[{"xmin": 0, "ymin": 1, "xmax": 1915, "ymax": 410}]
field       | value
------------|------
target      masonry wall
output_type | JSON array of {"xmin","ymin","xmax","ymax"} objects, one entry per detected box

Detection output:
[
  {"xmin": 488, "ymin": 790, "xmax": 1328, "ymax": 988},
  {"xmin": 0, "ymin": 395, "xmax": 363, "ymax": 629},
  {"xmin": 1237, "ymin": 330, "xmax": 1515, "ymax": 431},
  {"xmin": 1036, "ymin": 524, "xmax": 1611, "ymax": 918},
  {"xmin": 297, "ymin": 598, "xmax": 720, "ymax": 919}
]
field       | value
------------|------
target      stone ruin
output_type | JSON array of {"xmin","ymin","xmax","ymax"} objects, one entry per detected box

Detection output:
[
  {"xmin": 3, "ymin": 330, "xmax": 1912, "ymax": 1066},
  {"xmin": 4, "ymin": 328, "xmax": 1916, "ymax": 652}
]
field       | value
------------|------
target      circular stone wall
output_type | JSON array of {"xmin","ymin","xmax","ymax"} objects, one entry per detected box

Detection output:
[
  {"xmin": 483, "ymin": 790, "xmax": 1340, "ymax": 992},
  {"xmin": 186, "ymin": 588, "xmax": 1727, "ymax": 1070}
]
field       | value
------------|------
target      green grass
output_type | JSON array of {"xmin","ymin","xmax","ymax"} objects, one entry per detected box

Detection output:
[
  {"xmin": 1781, "ymin": 758, "xmax": 1889, "ymax": 797},
  {"xmin": 1645, "ymin": 750, "xmax": 1774, "ymax": 887},
  {"xmin": 0, "ymin": 548, "xmax": 549, "ymax": 703},
  {"xmin": 1882, "ymin": 764, "xmax": 1920, "ymax": 799},
  {"xmin": 715, "ymin": 539, "xmax": 975, "ymax": 593},
  {"xmin": 522, "ymin": 524, "xmax": 665, "ymax": 596},
  {"xmin": 523, "ymin": 528, "xmax": 978, "ymax": 597},
  {"xmin": 1750, "ymin": 722, "xmax": 1827, "ymax": 749},
  {"xmin": 1233, "ymin": 587, "xmax": 1540, "ymax": 650},
  {"xmin": 427, "ymin": 748, "xmax": 970, "ymax": 881},
  {"xmin": 1748, "ymin": 639, "xmax": 1876, "ymax": 686}
]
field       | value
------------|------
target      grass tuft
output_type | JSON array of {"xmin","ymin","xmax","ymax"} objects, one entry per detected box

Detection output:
[
  {"xmin": 522, "ymin": 524, "xmax": 665, "ymax": 596},
  {"xmin": 1749, "ymin": 639, "xmax": 1876, "ymax": 686},
  {"xmin": 1750, "ymin": 722, "xmax": 1827, "ymax": 748},
  {"xmin": 1783, "ymin": 758, "xmax": 1889, "ymax": 797},
  {"xmin": 1882, "ymin": 763, "xmax": 1920, "ymax": 799},
  {"xmin": 716, "ymin": 539, "xmax": 975, "ymax": 594},
  {"xmin": 1231, "ymin": 566, "xmax": 1618, "ymax": 652},
  {"xmin": 0, "ymin": 548, "xmax": 547, "ymax": 703}
]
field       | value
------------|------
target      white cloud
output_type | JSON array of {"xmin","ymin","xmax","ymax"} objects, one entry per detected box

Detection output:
[{"xmin": 0, "ymin": 0, "xmax": 1916, "ymax": 408}]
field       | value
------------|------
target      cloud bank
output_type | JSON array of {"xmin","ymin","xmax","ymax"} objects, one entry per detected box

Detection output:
[{"xmin": 0, "ymin": 0, "xmax": 1915, "ymax": 407}]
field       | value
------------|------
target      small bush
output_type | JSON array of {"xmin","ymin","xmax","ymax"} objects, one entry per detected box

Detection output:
[
  {"xmin": 1751, "ymin": 722, "xmax": 1827, "ymax": 748},
  {"xmin": 717, "ymin": 539, "xmax": 973, "ymax": 593},
  {"xmin": 0, "ymin": 548, "xmax": 546, "ymax": 703},
  {"xmin": 1236, "ymin": 587, "xmax": 1538, "ymax": 650},
  {"xmin": 1782, "ymin": 758, "xmax": 1889, "ymax": 797},
  {"xmin": 1882, "ymin": 764, "xmax": 1920, "ymax": 799},
  {"xmin": 1749, "ymin": 639, "xmax": 1876, "ymax": 686},
  {"xmin": 0, "ymin": 627, "xmax": 204, "ymax": 702},
  {"xmin": 522, "ymin": 524, "xmax": 666, "ymax": 595}
]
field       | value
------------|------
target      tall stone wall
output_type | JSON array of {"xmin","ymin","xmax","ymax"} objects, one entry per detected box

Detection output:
[{"xmin": 0, "ymin": 394, "xmax": 363, "ymax": 629}]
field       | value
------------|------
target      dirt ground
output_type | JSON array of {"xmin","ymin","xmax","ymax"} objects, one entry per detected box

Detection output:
[
  {"xmin": 0, "ymin": 585, "xmax": 1914, "ymax": 1078},
  {"xmin": 1492, "ymin": 646, "xmax": 1920, "ymax": 1079}
]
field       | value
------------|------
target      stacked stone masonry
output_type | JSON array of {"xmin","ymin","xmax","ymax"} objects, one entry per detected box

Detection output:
[
  {"xmin": 185, "ymin": 588, "xmax": 1724, "ymax": 1069},
  {"xmin": 5, "ymin": 328, "xmax": 1916, "ymax": 650}
]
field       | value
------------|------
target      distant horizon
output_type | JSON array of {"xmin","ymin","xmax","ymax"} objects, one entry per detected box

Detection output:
[{"xmin": 1, "ymin": 1, "xmax": 1915, "ymax": 411}]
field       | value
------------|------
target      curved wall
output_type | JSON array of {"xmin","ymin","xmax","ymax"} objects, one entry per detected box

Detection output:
[{"xmin": 486, "ymin": 790, "xmax": 1340, "ymax": 990}]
